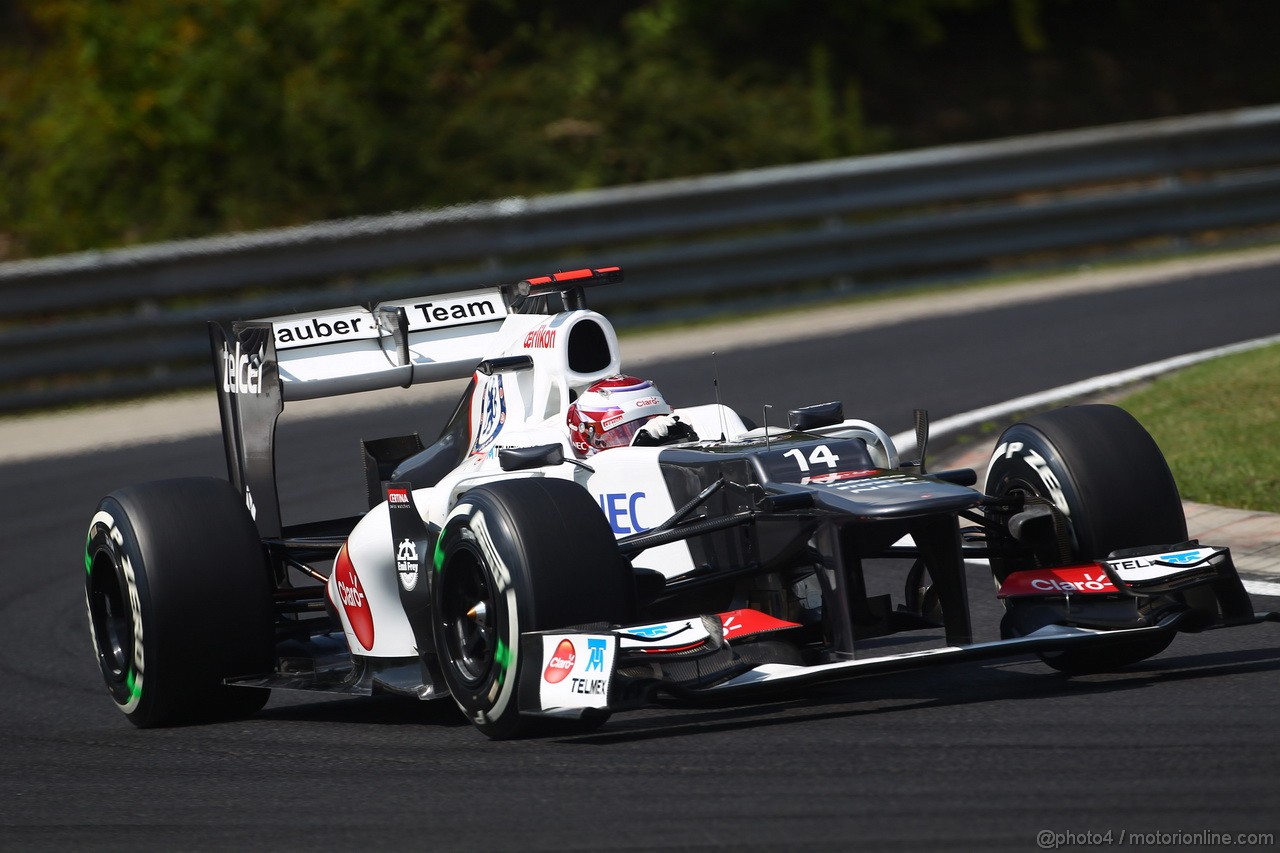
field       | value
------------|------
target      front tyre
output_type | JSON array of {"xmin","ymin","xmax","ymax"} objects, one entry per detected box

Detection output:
[
  {"xmin": 432, "ymin": 478, "xmax": 635, "ymax": 739},
  {"xmin": 984, "ymin": 405, "xmax": 1186, "ymax": 673},
  {"xmin": 85, "ymin": 478, "xmax": 274, "ymax": 727}
]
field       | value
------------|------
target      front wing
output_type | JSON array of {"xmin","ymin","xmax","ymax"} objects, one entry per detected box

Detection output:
[{"xmin": 518, "ymin": 545, "xmax": 1279, "ymax": 719}]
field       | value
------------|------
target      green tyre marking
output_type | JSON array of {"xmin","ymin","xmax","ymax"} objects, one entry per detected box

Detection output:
[{"xmin": 494, "ymin": 637, "xmax": 511, "ymax": 686}]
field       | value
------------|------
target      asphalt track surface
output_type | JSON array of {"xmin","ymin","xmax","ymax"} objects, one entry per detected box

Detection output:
[{"xmin": 3, "ymin": 262, "xmax": 1279, "ymax": 850}]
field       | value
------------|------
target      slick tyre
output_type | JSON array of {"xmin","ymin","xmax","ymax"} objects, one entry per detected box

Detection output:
[
  {"xmin": 984, "ymin": 405, "xmax": 1186, "ymax": 674},
  {"xmin": 432, "ymin": 478, "xmax": 635, "ymax": 739},
  {"xmin": 85, "ymin": 478, "xmax": 274, "ymax": 727}
]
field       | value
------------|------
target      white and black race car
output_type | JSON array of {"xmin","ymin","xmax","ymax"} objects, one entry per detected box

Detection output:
[{"xmin": 85, "ymin": 267, "xmax": 1278, "ymax": 737}]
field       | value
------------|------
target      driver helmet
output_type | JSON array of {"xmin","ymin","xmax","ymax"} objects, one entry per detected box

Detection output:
[{"xmin": 567, "ymin": 375, "xmax": 672, "ymax": 456}]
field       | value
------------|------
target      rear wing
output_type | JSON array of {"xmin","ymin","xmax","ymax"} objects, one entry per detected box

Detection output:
[{"xmin": 209, "ymin": 267, "xmax": 622, "ymax": 536}]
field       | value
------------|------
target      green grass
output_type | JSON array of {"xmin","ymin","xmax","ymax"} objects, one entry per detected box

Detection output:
[{"xmin": 1119, "ymin": 342, "xmax": 1280, "ymax": 513}]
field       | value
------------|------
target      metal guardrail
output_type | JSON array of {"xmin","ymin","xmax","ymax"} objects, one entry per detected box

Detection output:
[{"xmin": 4, "ymin": 104, "xmax": 1280, "ymax": 412}]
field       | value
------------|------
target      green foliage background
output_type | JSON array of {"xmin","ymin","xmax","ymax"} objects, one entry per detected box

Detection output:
[{"xmin": 2, "ymin": 0, "xmax": 1277, "ymax": 259}]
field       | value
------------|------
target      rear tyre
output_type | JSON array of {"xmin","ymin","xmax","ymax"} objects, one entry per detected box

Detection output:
[
  {"xmin": 432, "ymin": 478, "xmax": 635, "ymax": 739},
  {"xmin": 984, "ymin": 405, "xmax": 1186, "ymax": 673},
  {"xmin": 85, "ymin": 478, "xmax": 274, "ymax": 727}
]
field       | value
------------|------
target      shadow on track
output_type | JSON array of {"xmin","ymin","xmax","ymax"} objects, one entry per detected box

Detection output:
[
  {"xmin": 256, "ymin": 693, "xmax": 470, "ymax": 729},
  {"xmin": 551, "ymin": 643, "xmax": 1280, "ymax": 746}
]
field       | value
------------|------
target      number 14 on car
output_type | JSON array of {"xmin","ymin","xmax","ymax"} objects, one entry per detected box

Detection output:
[{"xmin": 783, "ymin": 445, "xmax": 840, "ymax": 472}]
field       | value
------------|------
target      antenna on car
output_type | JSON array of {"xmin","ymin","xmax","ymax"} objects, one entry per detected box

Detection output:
[
  {"xmin": 712, "ymin": 351, "xmax": 728, "ymax": 441},
  {"xmin": 763, "ymin": 404, "xmax": 773, "ymax": 449}
]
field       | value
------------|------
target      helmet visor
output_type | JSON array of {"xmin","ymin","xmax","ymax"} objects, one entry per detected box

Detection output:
[{"xmin": 596, "ymin": 417, "xmax": 646, "ymax": 450}]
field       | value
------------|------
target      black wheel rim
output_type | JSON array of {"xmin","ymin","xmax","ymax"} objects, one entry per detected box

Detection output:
[
  {"xmin": 440, "ymin": 546, "xmax": 496, "ymax": 686},
  {"xmin": 88, "ymin": 547, "xmax": 131, "ymax": 683},
  {"xmin": 1003, "ymin": 471, "xmax": 1081, "ymax": 555}
]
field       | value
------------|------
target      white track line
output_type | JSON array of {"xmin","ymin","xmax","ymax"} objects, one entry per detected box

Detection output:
[
  {"xmin": 890, "ymin": 332, "xmax": 1280, "ymax": 455},
  {"xmin": 1243, "ymin": 579, "xmax": 1280, "ymax": 598}
]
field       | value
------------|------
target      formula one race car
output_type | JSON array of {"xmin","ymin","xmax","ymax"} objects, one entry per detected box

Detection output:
[{"xmin": 84, "ymin": 267, "xmax": 1278, "ymax": 737}]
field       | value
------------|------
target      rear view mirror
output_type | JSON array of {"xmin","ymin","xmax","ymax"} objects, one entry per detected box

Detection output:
[
  {"xmin": 788, "ymin": 401, "xmax": 844, "ymax": 431},
  {"xmin": 498, "ymin": 444, "xmax": 565, "ymax": 472}
]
